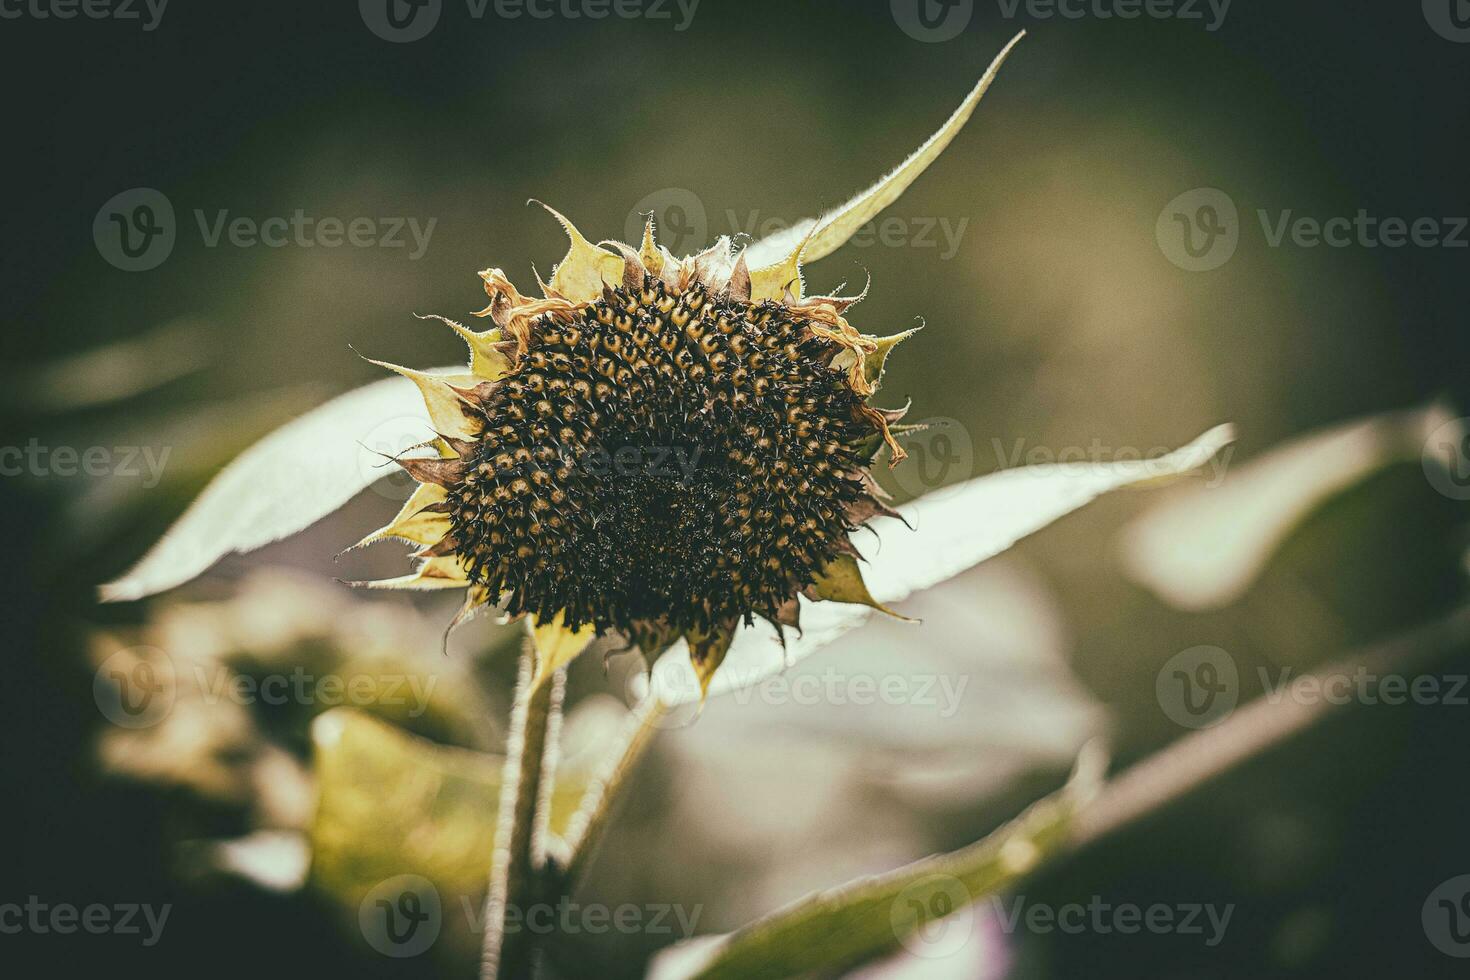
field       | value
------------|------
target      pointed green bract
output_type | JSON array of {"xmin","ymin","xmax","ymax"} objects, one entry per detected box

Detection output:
[{"xmin": 745, "ymin": 31, "xmax": 1026, "ymax": 270}]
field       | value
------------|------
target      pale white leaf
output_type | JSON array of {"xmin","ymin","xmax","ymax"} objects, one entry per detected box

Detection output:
[
  {"xmin": 1121, "ymin": 405, "xmax": 1456, "ymax": 611},
  {"xmin": 99, "ymin": 369, "xmax": 459, "ymax": 602},
  {"xmin": 862, "ymin": 424, "xmax": 1237, "ymax": 605}
]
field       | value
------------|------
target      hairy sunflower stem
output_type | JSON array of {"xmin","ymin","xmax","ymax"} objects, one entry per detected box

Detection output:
[
  {"xmin": 555, "ymin": 693, "xmax": 667, "ymax": 889},
  {"xmin": 481, "ymin": 641, "xmax": 566, "ymax": 980}
]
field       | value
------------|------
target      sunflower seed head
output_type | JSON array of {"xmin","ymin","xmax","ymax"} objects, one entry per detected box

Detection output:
[{"xmin": 440, "ymin": 272, "xmax": 894, "ymax": 641}]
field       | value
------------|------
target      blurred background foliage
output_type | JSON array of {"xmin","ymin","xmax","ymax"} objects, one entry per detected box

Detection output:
[{"xmin": 3, "ymin": 0, "xmax": 1469, "ymax": 977}]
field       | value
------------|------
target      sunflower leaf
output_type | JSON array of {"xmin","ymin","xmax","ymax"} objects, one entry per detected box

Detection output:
[
  {"xmin": 649, "ymin": 744, "xmax": 1105, "ymax": 979},
  {"xmin": 310, "ymin": 707, "xmax": 605, "ymax": 917},
  {"xmin": 309, "ymin": 709, "xmax": 504, "ymax": 912},
  {"xmin": 744, "ymin": 31, "xmax": 1025, "ymax": 270},
  {"xmin": 99, "ymin": 368, "xmax": 461, "ymax": 602},
  {"xmin": 862, "ymin": 424, "xmax": 1237, "ymax": 604},
  {"xmin": 1120, "ymin": 404, "xmax": 1457, "ymax": 610}
]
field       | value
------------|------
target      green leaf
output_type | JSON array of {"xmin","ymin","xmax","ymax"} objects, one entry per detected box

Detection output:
[
  {"xmin": 308, "ymin": 708, "xmax": 590, "ymax": 913},
  {"xmin": 744, "ymin": 32, "xmax": 1026, "ymax": 270},
  {"xmin": 652, "ymin": 746, "xmax": 1104, "ymax": 979},
  {"xmin": 862, "ymin": 327, "xmax": 921, "ymax": 389},
  {"xmin": 806, "ymin": 554, "xmax": 915, "ymax": 621}
]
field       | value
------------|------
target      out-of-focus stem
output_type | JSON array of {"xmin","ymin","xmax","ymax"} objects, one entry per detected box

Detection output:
[
  {"xmin": 481, "ymin": 642, "xmax": 565, "ymax": 980},
  {"xmin": 556, "ymin": 693, "xmax": 667, "ymax": 888}
]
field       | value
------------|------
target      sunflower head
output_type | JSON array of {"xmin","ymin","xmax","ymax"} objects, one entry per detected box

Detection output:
[
  {"xmin": 267, "ymin": 32, "xmax": 1033, "ymax": 698},
  {"xmin": 362, "ymin": 209, "xmax": 914, "ymax": 696}
]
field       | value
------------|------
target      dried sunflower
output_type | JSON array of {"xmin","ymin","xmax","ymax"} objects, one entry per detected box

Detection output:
[{"xmin": 102, "ymin": 33, "xmax": 1233, "ymax": 704}]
